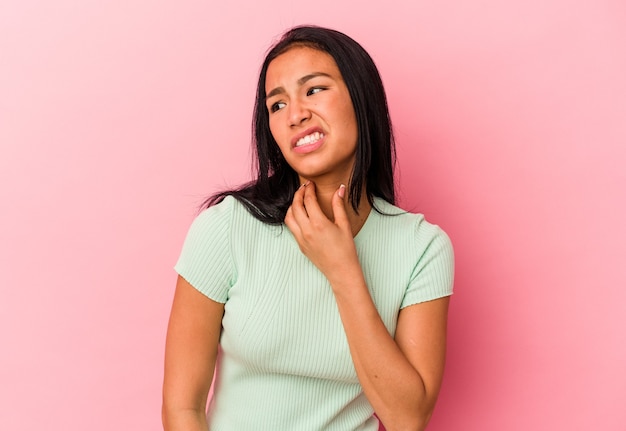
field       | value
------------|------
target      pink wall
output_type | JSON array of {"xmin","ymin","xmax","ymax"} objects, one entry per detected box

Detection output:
[{"xmin": 1, "ymin": 1, "xmax": 624, "ymax": 429}]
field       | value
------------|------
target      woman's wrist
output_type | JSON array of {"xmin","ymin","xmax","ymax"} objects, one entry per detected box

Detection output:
[{"xmin": 327, "ymin": 264, "xmax": 368, "ymax": 298}]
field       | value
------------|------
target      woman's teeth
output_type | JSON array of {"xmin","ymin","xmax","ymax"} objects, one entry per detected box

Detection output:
[{"xmin": 296, "ymin": 132, "xmax": 324, "ymax": 147}]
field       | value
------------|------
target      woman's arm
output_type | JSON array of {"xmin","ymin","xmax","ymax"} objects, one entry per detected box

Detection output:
[
  {"xmin": 332, "ymin": 280, "xmax": 449, "ymax": 431},
  {"xmin": 162, "ymin": 276, "xmax": 224, "ymax": 431},
  {"xmin": 285, "ymin": 183, "xmax": 450, "ymax": 431}
]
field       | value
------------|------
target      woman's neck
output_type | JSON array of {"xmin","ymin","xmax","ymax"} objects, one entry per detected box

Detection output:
[{"xmin": 307, "ymin": 180, "xmax": 371, "ymax": 237}]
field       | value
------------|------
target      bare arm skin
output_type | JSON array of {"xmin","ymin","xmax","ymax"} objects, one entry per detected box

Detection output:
[
  {"xmin": 285, "ymin": 183, "xmax": 450, "ymax": 431},
  {"xmin": 162, "ymin": 276, "xmax": 224, "ymax": 431}
]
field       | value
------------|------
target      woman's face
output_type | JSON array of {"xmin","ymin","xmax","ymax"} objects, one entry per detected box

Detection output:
[{"xmin": 265, "ymin": 46, "xmax": 358, "ymax": 184}]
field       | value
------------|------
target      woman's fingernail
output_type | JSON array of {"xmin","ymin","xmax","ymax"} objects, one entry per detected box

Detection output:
[{"xmin": 338, "ymin": 184, "xmax": 346, "ymax": 198}]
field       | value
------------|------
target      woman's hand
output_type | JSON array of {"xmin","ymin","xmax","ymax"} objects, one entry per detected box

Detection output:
[{"xmin": 284, "ymin": 182, "xmax": 361, "ymax": 286}]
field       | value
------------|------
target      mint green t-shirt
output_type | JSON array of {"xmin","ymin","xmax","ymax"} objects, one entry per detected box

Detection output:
[{"xmin": 175, "ymin": 196, "xmax": 454, "ymax": 430}]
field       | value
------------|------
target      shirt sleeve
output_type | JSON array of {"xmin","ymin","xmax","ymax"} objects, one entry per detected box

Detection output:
[
  {"xmin": 174, "ymin": 197, "xmax": 235, "ymax": 303},
  {"xmin": 401, "ymin": 220, "xmax": 455, "ymax": 308}
]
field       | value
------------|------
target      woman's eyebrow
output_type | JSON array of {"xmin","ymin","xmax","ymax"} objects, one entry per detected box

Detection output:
[
  {"xmin": 297, "ymin": 72, "xmax": 332, "ymax": 85},
  {"xmin": 266, "ymin": 72, "xmax": 333, "ymax": 99}
]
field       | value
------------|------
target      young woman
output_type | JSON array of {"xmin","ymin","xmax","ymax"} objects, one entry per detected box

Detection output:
[{"xmin": 162, "ymin": 26, "xmax": 454, "ymax": 431}]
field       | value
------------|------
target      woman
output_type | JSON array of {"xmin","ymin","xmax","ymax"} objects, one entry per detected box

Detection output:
[{"xmin": 162, "ymin": 26, "xmax": 454, "ymax": 431}]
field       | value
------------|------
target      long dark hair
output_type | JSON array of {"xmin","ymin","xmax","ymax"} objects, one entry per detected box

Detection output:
[{"xmin": 204, "ymin": 25, "xmax": 396, "ymax": 224}]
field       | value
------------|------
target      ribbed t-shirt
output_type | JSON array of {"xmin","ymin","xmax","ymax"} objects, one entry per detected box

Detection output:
[{"xmin": 175, "ymin": 196, "xmax": 454, "ymax": 430}]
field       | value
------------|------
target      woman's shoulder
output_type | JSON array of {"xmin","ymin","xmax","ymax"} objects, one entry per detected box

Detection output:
[
  {"xmin": 185, "ymin": 195, "xmax": 241, "ymax": 239},
  {"xmin": 195, "ymin": 195, "xmax": 249, "ymax": 222},
  {"xmin": 372, "ymin": 197, "xmax": 452, "ymax": 249},
  {"xmin": 373, "ymin": 197, "xmax": 427, "ymax": 229},
  {"xmin": 194, "ymin": 195, "xmax": 283, "ymax": 244}
]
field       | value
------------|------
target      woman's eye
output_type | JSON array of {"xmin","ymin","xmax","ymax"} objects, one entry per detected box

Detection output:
[
  {"xmin": 270, "ymin": 101, "xmax": 286, "ymax": 113},
  {"xmin": 307, "ymin": 87, "xmax": 325, "ymax": 96}
]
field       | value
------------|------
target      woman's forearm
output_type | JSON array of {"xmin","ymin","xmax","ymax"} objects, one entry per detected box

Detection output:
[
  {"xmin": 162, "ymin": 406, "xmax": 208, "ymax": 431},
  {"xmin": 330, "ymin": 271, "xmax": 437, "ymax": 431}
]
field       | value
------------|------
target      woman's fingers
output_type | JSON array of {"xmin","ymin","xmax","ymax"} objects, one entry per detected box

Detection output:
[
  {"xmin": 284, "ymin": 204, "xmax": 302, "ymax": 239},
  {"xmin": 285, "ymin": 182, "xmax": 359, "ymax": 278},
  {"xmin": 331, "ymin": 184, "xmax": 350, "ymax": 231},
  {"xmin": 290, "ymin": 182, "xmax": 352, "ymax": 232},
  {"xmin": 301, "ymin": 182, "xmax": 326, "ymax": 221},
  {"xmin": 289, "ymin": 182, "xmax": 310, "ymax": 223}
]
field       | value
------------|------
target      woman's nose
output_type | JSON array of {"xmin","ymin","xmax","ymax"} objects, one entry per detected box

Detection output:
[{"xmin": 288, "ymin": 99, "xmax": 311, "ymax": 126}]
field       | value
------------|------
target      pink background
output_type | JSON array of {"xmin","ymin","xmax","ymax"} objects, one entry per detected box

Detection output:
[{"xmin": 1, "ymin": 0, "xmax": 625, "ymax": 430}]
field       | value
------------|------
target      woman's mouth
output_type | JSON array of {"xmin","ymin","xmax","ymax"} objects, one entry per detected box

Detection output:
[
  {"xmin": 295, "ymin": 131, "xmax": 325, "ymax": 147},
  {"xmin": 293, "ymin": 131, "xmax": 325, "ymax": 154}
]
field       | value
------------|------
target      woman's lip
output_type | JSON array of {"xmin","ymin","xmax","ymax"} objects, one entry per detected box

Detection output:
[
  {"xmin": 291, "ymin": 127, "xmax": 325, "ymax": 148},
  {"xmin": 293, "ymin": 135, "xmax": 324, "ymax": 154}
]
